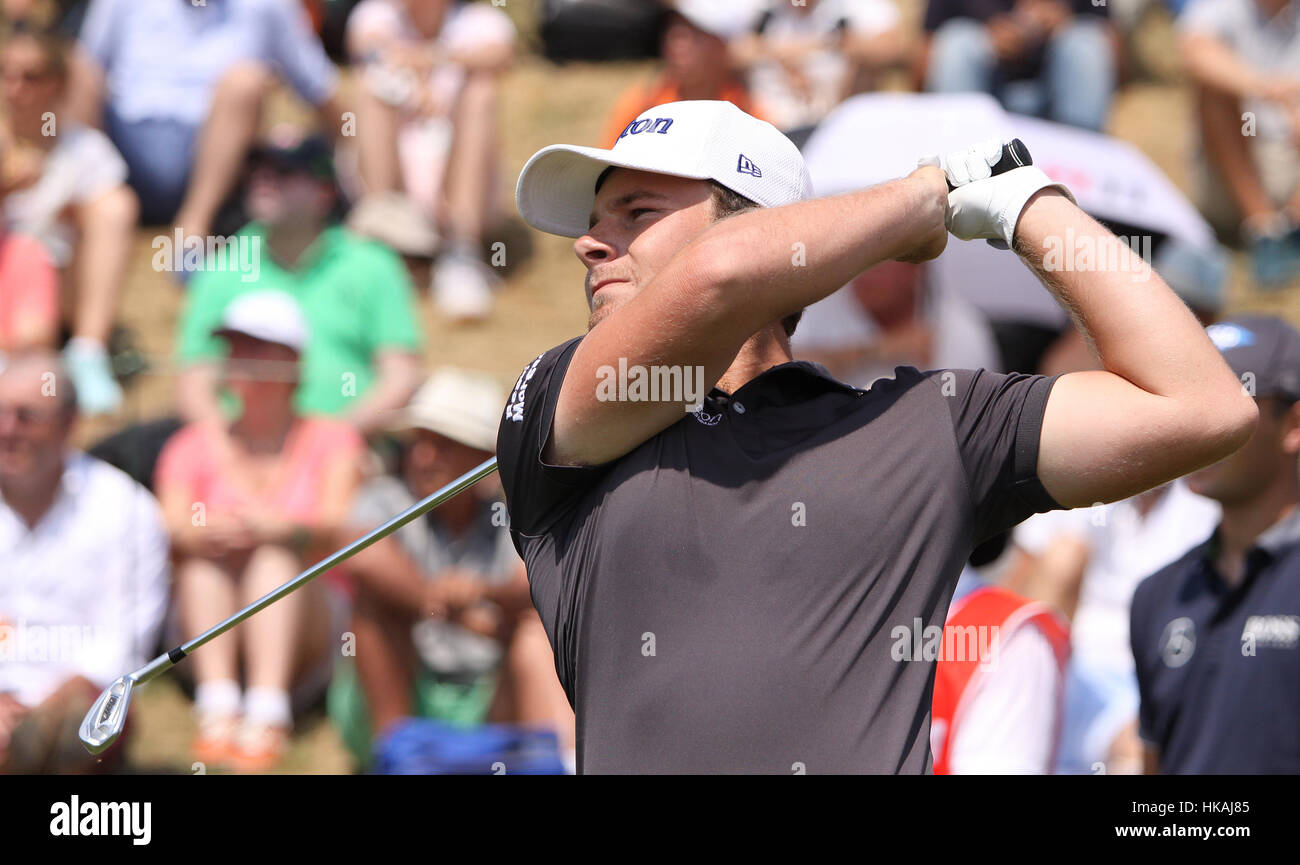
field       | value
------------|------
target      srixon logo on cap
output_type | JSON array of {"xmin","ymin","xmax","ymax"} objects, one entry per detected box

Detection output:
[{"xmin": 618, "ymin": 117, "xmax": 674, "ymax": 141}]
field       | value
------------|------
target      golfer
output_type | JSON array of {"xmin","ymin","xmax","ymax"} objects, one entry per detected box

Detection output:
[{"xmin": 498, "ymin": 100, "xmax": 1257, "ymax": 773}]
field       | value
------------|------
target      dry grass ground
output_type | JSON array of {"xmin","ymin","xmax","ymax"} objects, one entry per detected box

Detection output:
[{"xmin": 100, "ymin": 5, "xmax": 1300, "ymax": 773}]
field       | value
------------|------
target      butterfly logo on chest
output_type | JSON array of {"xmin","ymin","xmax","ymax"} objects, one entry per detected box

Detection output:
[{"xmin": 692, "ymin": 407, "xmax": 722, "ymax": 426}]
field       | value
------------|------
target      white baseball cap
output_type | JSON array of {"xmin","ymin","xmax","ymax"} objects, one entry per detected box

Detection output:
[
  {"xmin": 385, "ymin": 367, "xmax": 505, "ymax": 453},
  {"xmin": 516, "ymin": 99, "xmax": 813, "ymax": 238},
  {"xmin": 213, "ymin": 290, "xmax": 309, "ymax": 353},
  {"xmin": 670, "ymin": 0, "xmax": 764, "ymax": 41}
]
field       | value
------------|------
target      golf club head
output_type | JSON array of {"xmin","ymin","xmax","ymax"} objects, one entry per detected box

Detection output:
[{"xmin": 79, "ymin": 675, "xmax": 133, "ymax": 756}]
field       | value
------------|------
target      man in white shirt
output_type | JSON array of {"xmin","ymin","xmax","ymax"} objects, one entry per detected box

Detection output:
[
  {"xmin": 1008, "ymin": 480, "xmax": 1220, "ymax": 772},
  {"xmin": 0, "ymin": 351, "xmax": 169, "ymax": 771}
]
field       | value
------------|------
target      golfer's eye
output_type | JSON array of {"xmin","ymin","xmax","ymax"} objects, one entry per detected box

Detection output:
[{"xmin": 630, "ymin": 208, "xmax": 655, "ymax": 220}]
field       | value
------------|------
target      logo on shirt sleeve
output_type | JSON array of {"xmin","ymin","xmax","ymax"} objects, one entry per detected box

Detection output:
[{"xmin": 505, "ymin": 353, "xmax": 544, "ymax": 423}]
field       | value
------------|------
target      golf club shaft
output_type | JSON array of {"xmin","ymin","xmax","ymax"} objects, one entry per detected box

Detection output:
[{"xmin": 130, "ymin": 457, "xmax": 500, "ymax": 688}]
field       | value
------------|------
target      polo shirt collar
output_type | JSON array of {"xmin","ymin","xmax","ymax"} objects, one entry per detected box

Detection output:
[
  {"xmin": 1254, "ymin": 503, "xmax": 1300, "ymax": 556},
  {"xmin": 246, "ymin": 221, "xmax": 345, "ymax": 274},
  {"xmin": 712, "ymin": 358, "xmax": 861, "ymax": 408},
  {"xmin": 1200, "ymin": 502, "xmax": 1300, "ymax": 580}
]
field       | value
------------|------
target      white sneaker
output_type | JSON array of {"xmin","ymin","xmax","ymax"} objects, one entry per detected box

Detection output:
[
  {"xmin": 431, "ymin": 248, "xmax": 499, "ymax": 322},
  {"xmin": 63, "ymin": 340, "xmax": 123, "ymax": 415}
]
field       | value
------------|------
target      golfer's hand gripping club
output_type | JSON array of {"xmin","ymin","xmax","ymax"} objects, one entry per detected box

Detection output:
[{"xmin": 920, "ymin": 137, "xmax": 1074, "ymax": 249}]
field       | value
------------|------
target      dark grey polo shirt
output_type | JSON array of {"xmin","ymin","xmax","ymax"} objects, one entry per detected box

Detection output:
[
  {"xmin": 1131, "ymin": 505, "xmax": 1300, "ymax": 773},
  {"xmin": 498, "ymin": 336, "xmax": 1062, "ymax": 774}
]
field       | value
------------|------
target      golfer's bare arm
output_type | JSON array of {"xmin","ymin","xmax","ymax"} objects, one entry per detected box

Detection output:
[
  {"xmin": 548, "ymin": 168, "xmax": 950, "ymax": 467},
  {"xmin": 1021, "ymin": 190, "xmax": 1258, "ymax": 508}
]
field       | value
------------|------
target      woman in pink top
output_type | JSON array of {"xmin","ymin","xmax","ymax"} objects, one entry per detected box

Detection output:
[
  {"xmin": 0, "ymin": 226, "xmax": 58, "ymax": 356},
  {"xmin": 155, "ymin": 290, "xmax": 363, "ymax": 772}
]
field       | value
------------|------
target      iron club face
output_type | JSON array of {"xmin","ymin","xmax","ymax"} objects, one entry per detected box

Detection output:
[{"xmin": 79, "ymin": 675, "xmax": 134, "ymax": 755}]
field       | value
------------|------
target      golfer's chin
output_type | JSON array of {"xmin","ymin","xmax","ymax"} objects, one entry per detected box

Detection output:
[{"xmin": 588, "ymin": 298, "xmax": 618, "ymax": 330}]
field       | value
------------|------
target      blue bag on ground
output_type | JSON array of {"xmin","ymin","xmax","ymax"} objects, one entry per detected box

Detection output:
[{"xmin": 371, "ymin": 718, "xmax": 566, "ymax": 775}]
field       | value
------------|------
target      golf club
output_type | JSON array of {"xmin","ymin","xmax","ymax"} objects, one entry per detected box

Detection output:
[{"xmin": 79, "ymin": 456, "xmax": 500, "ymax": 756}]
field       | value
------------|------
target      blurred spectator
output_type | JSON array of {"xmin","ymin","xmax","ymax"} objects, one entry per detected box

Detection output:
[
  {"xmin": 0, "ymin": 351, "xmax": 169, "ymax": 772},
  {"xmin": 2, "ymin": 24, "xmax": 137, "ymax": 414},
  {"xmin": 331, "ymin": 368, "xmax": 574, "ymax": 770},
  {"xmin": 0, "ymin": 217, "xmax": 57, "ymax": 360},
  {"xmin": 155, "ymin": 291, "xmax": 364, "ymax": 772},
  {"xmin": 600, "ymin": 0, "xmax": 768, "ymax": 147},
  {"xmin": 791, "ymin": 260, "xmax": 1001, "ymax": 387},
  {"xmin": 923, "ymin": 0, "xmax": 1116, "ymax": 131},
  {"xmin": 732, "ymin": 0, "xmax": 904, "ymax": 142},
  {"xmin": 1132, "ymin": 315, "xmax": 1300, "ymax": 773},
  {"xmin": 1180, "ymin": 0, "xmax": 1300, "ymax": 288},
  {"xmin": 175, "ymin": 131, "xmax": 422, "ymax": 437},
  {"xmin": 1007, "ymin": 480, "xmax": 1220, "ymax": 774},
  {"xmin": 345, "ymin": 0, "xmax": 514, "ymax": 321},
  {"xmin": 67, "ymin": 0, "xmax": 343, "ymax": 237},
  {"xmin": 931, "ymin": 566, "xmax": 1069, "ymax": 774}
]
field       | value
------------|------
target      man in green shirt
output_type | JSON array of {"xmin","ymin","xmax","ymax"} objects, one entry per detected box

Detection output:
[{"xmin": 175, "ymin": 135, "xmax": 423, "ymax": 433}]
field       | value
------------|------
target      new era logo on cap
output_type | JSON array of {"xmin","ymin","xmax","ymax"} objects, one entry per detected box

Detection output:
[{"xmin": 515, "ymin": 100, "xmax": 813, "ymax": 238}]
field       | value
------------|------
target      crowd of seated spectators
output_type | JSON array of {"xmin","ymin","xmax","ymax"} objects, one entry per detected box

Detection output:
[{"xmin": 2, "ymin": 0, "xmax": 1297, "ymax": 775}]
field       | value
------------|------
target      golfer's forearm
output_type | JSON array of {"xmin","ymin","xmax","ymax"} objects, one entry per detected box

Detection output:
[
  {"xmin": 1015, "ymin": 191, "xmax": 1242, "ymax": 406},
  {"xmin": 695, "ymin": 173, "xmax": 945, "ymax": 331}
]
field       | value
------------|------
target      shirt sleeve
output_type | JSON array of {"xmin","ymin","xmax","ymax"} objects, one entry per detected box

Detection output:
[
  {"xmin": 930, "ymin": 367, "xmax": 1063, "ymax": 544},
  {"xmin": 262, "ymin": 0, "xmax": 340, "ymax": 106},
  {"xmin": 175, "ymin": 276, "xmax": 232, "ymax": 364},
  {"xmin": 497, "ymin": 337, "xmax": 613, "ymax": 537},
  {"xmin": 77, "ymin": 0, "xmax": 120, "ymax": 68},
  {"xmin": 947, "ymin": 623, "xmax": 1063, "ymax": 774}
]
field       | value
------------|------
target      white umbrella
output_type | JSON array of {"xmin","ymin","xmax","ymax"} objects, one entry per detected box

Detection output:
[{"xmin": 802, "ymin": 92, "xmax": 1222, "ymax": 326}]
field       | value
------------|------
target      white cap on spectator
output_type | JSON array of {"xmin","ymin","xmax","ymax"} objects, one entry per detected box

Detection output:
[
  {"xmin": 671, "ymin": 0, "xmax": 764, "ymax": 41},
  {"xmin": 213, "ymin": 290, "xmax": 309, "ymax": 353},
  {"xmin": 516, "ymin": 99, "xmax": 813, "ymax": 237},
  {"xmin": 386, "ymin": 367, "xmax": 505, "ymax": 453}
]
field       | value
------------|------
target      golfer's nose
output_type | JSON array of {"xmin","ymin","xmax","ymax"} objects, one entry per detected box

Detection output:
[{"xmin": 575, "ymin": 230, "xmax": 616, "ymax": 266}]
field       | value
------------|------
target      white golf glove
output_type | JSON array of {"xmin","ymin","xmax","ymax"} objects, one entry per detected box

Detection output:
[{"xmin": 920, "ymin": 138, "xmax": 1074, "ymax": 249}]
